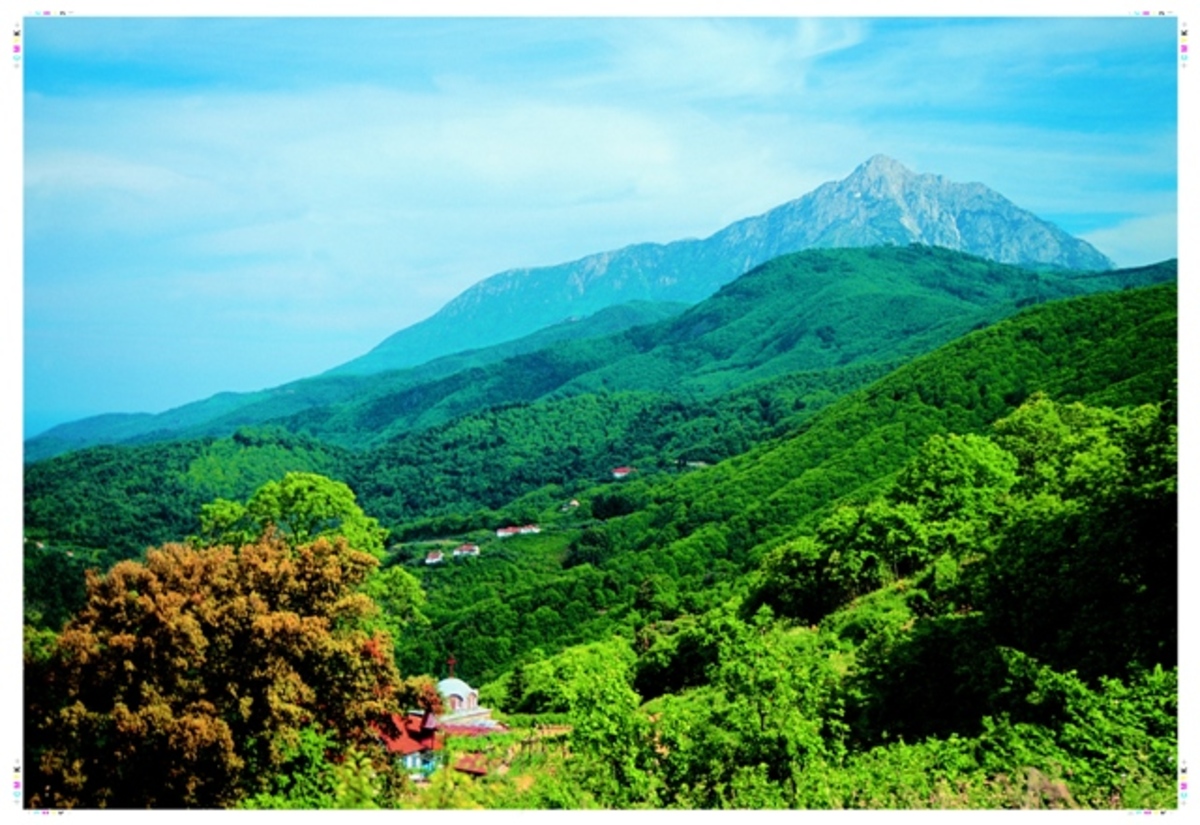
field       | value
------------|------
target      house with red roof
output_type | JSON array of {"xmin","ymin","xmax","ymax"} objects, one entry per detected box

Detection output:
[
  {"xmin": 453, "ymin": 543, "xmax": 481, "ymax": 557},
  {"xmin": 374, "ymin": 662, "xmax": 510, "ymax": 780},
  {"xmin": 496, "ymin": 524, "xmax": 540, "ymax": 538},
  {"xmin": 425, "ymin": 550, "xmax": 445, "ymax": 565},
  {"xmin": 373, "ymin": 711, "xmax": 443, "ymax": 776},
  {"xmin": 612, "ymin": 466, "xmax": 636, "ymax": 479}
]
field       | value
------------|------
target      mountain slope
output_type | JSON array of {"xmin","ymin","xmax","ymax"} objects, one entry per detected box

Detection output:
[
  {"xmin": 24, "ymin": 300, "xmax": 689, "ymax": 463},
  {"xmin": 401, "ymin": 282, "xmax": 1176, "ymax": 682},
  {"xmin": 27, "ymin": 250, "xmax": 1170, "ymax": 463},
  {"xmin": 282, "ymin": 249, "xmax": 1170, "ymax": 448},
  {"xmin": 595, "ymin": 282, "xmax": 1178, "ymax": 579},
  {"xmin": 334, "ymin": 155, "xmax": 1113, "ymax": 376},
  {"xmin": 23, "ymin": 427, "xmax": 351, "ymax": 560}
]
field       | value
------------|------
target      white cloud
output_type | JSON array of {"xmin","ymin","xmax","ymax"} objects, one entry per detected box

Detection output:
[
  {"xmin": 591, "ymin": 18, "xmax": 865, "ymax": 100},
  {"xmin": 26, "ymin": 79, "xmax": 851, "ymax": 304},
  {"xmin": 1081, "ymin": 213, "xmax": 1178, "ymax": 269},
  {"xmin": 25, "ymin": 151, "xmax": 192, "ymax": 194}
]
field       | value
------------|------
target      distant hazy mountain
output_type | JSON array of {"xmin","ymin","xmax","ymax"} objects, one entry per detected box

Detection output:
[
  {"xmin": 332, "ymin": 155, "xmax": 1113, "ymax": 376},
  {"xmin": 23, "ymin": 300, "xmax": 689, "ymax": 463}
]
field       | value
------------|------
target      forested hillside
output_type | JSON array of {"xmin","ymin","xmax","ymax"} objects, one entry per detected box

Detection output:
[
  {"xmin": 23, "ymin": 259, "xmax": 1177, "ymax": 810},
  {"xmin": 260, "ymin": 247, "xmax": 1174, "ymax": 448},
  {"xmin": 24, "ymin": 247, "xmax": 1175, "ymax": 554},
  {"xmin": 24, "ymin": 300, "xmax": 690, "ymax": 462},
  {"xmin": 391, "ymin": 283, "xmax": 1176, "ymax": 682},
  {"xmin": 25, "ymin": 247, "xmax": 1170, "ymax": 462}
]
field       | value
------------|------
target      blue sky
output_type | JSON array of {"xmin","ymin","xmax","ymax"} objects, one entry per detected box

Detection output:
[{"xmin": 23, "ymin": 15, "xmax": 1179, "ymax": 435}]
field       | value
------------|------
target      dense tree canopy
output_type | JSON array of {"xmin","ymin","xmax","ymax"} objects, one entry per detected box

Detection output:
[
  {"xmin": 21, "ymin": 274, "xmax": 1177, "ymax": 810},
  {"xmin": 25, "ymin": 533, "xmax": 405, "ymax": 808},
  {"xmin": 747, "ymin": 394, "xmax": 1176, "ymax": 676},
  {"xmin": 195, "ymin": 471, "xmax": 388, "ymax": 558}
]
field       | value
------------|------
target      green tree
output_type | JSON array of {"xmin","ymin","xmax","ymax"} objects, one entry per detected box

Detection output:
[
  {"xmin": 888, "ymin": 433, "xmax": 1018, "ymax": 558},
  {"xmin": 195, "ymin": 496, "xmax": 251, "ymax": 547},
  {"xmin": 819, "ymin": 500, "xmax": 930, "ymax": 600},
  {"xmin": 238, "ymin": 726, "xmax": 393, "ymax": 810},
  {"xmin": 195, "ymin": 472, "xmax": 387, "ymax": 558},
  {"xmin": 974, "ymin": 397, "xmax": 1176, "ymax": 679},
  {"xmin": 651, "ymin": 610, "xmax": 844, "ymax": 808},
  {"xmin": 991, "ymin": 393, "xmax": 1132, "ymax": 499},
  {"xmin": 565, "ymin": 641, "xmax": 657, "ymax": 807},
  {"xmin": 744, "ymin": 536, "xmax": 832, "ymax": 625},
  {"xmin": 360, "ymin": 564, "xmax": 429, "ymax": 642}
]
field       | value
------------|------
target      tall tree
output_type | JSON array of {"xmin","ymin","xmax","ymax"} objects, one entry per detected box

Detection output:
[
  {"xmin": 974, "ymin": 396, "xmax": 1177, "ymax": 679},
  {"xmin": 564, "ymin": 641, "xmax": 657, "ymax": 808},
  {"xmin": 196, "ymin": 472, "xmax": 388, "ymax": 558},
  {"xmin": 26, "ymin": 533, "xmax": 405, "ymax": 808}
]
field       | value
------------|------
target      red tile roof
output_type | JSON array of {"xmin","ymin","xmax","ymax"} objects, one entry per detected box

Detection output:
[
  {"xmin": 454, "ymin": 753, "xmax": 488, "ymax": 776},
  {"xmin": 374, "ymin": 712, "xmax": 443, "ymax": 756}
]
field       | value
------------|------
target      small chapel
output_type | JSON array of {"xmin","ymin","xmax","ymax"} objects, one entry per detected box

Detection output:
[
  {"xmin": 436, "ymin": 655, "xmax": 504, "ymax": 731},
  {"xmin": 375, "ymin": 656, "xmax": 505, "ymax": 779}
]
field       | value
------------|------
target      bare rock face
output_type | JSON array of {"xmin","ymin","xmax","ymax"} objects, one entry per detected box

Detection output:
[
  {"xmin": 745, "ymin": 154, "xmax": 1113, "ymax": 272},
  {"xmin": 335, "ymin": 156, "xmax": 1112, "ymax": 376}
]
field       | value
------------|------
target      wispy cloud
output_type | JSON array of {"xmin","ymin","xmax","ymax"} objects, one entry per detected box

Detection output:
[
  {"xmin": 586, "ymin": 18, "xmax": 865, "ymax": 100},
  {"xmin": 1081, "ymin": 213, "xmax": 1178, "ymax": 268}
]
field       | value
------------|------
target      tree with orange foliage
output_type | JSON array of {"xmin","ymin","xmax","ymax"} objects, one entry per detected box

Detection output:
[{"xmin": 25, "ymin": 531, "xmax": 406, "ymax": 809}]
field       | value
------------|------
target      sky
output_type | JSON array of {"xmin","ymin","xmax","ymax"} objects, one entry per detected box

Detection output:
[{"xmin": 21, "ymin": 13, "xmax": 1180, "ymax": 436}]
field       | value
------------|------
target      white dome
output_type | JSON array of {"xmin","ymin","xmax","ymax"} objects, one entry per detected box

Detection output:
[{"xmin": 437, "ymin": 677, "xmax": 474, "ymax": 698}]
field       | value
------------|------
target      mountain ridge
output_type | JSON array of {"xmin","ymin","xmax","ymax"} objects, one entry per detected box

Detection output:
[
  {"xmin": 335, "ymin": 155, "xmax": 1113, "ymax": 376},
  {"xmin": 25, "ymin": 248, "xmax": 1167, "ymax": 465},
  {"xmin": 169, "ymin": 249, "xmax": 1172, "ymax": 450},
  {"xmin": 26, "ymin": 157, "xmax": 1118, "ymax": 459}
]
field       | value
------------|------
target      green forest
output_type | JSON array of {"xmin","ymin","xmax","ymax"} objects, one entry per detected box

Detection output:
[{"xmin": 22, "ymin": 246, "xmax": 1178, "ymax": 810}]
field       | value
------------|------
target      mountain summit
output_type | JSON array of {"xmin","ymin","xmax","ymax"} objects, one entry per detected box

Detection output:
[
  {"xmin": 751, "ymin": 154, "xmax": 1114, "ymax": 270},
  {"xmin": 344, "ymin": 157, "xmax": 1114, "ymax": 376}
]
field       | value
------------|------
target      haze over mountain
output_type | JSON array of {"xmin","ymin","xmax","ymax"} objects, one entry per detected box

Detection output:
[
  {"xmin": 25, "ymin": 156, "xmax": 1118, "ymax": 461},
  {"xmin": 22, "ymin": 300, "xmax": 689, "ymax": 463},
  {"xmin": 25, "ymin": 247, "xmax": 1167, "ymax": 465},
  {"xmin": 332, "ymin": 155, "xmax": 1114, "ymax": 376}
]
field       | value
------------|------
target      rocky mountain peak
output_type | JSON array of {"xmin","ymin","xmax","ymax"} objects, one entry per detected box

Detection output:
[
  {"xmin": 331, "ymin": 156, "xmax": 1116, "ymax": 376},
  {"xmin": 834, "ymin": 154, "xmax": 925, "ymax": 203},
  {"xmin": 850, "ymin": 154, "xmax": 915, "ymax": 183}
]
